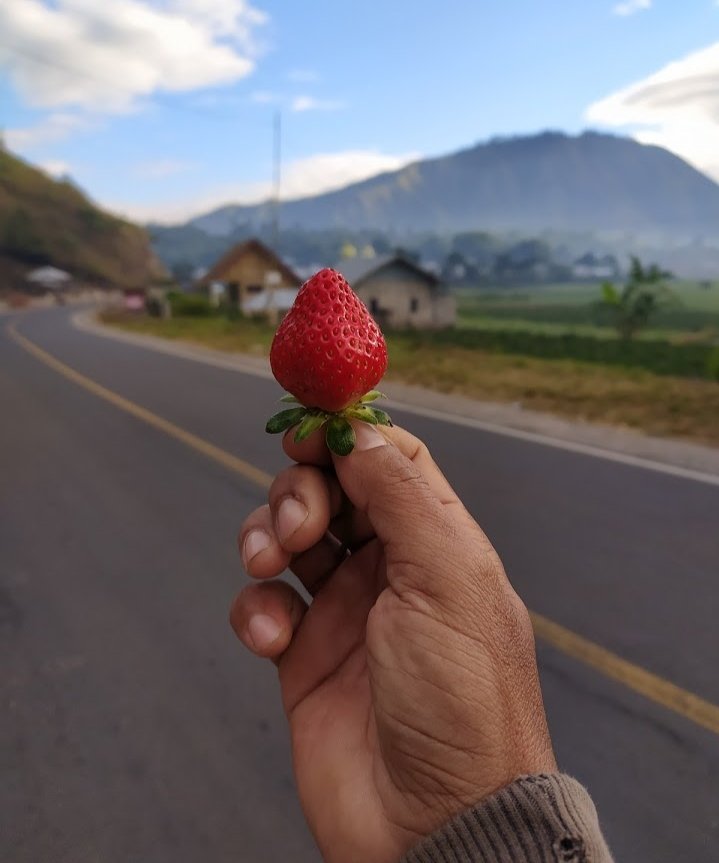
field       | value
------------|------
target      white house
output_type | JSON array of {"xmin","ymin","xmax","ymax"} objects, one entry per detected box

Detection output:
[
  {"xmin": 26, "ymin": 266, "xmax": 72, "ymax": 292},
  {"xmin": 337, "ymin": 253, "xmax": 456, "ymax": 329}
]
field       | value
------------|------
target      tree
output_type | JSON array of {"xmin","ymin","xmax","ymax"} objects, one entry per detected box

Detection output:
[
  {"xmin": 452, "ymin": 231, "xmax": 498, "ymax": 271},
  {"xmin": 596, "ymin": 256, "xmax": 673, "ymax": 341},
  {"xmin": 1, "ymin": 207, "xmax": 50, "ymax": 264},
  {"xmin": 170, "ymin": 259, "xmax": 196, "ymax": 288},
  {"xmin": 493, "ymin": 239, "xmax": 555, "ymax": 284}
]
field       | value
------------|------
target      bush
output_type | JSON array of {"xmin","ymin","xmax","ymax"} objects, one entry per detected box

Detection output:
[
  {"xmin": 219, "ymin": 301, "xmax": 244, "ymax": 321},
  {"xmin": 169, "ymin": 293, "xmax": 213, "ymax": 317},
  {"xmin": 707, "ymin": 346, "xmax": 719, "ymax": 382},
  {"xmin": 392, "ymin": 328, "xmax": 717, "ymax": 380},
  {"xmin": 1, "ymin": 207, "xmax": 51, "ymax": 264},
  {"xmin": 145, "ymin": 296, "xmax": 164, "ymax": 318}
]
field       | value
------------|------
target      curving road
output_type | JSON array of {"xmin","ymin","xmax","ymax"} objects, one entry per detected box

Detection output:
[{"xmin": 2, "ymin": 306, "xmax": 718, "ymax": 862}]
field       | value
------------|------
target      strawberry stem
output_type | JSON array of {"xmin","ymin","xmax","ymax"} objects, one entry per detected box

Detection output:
[
  {"xmin": 294, "ymin": 413, "xmax": 328, "ymax": 442},
  {"xmin": 326, "ymin": 417, "xmax": 355, "ymax": 456},
  {"xmin": 265, "ymin": 392, "xmax": 393, "ymax": 453},
  {"xmin": 265, "ymin": 406, "xmax": 308, "ymax": 434},
  {"xmin": 359, "ymin": 390, "xmax": 386, "ymax": 404}
]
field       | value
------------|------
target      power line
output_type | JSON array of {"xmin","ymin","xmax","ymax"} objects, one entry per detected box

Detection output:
[{"xmin": 272, "ymin": 109, "xmax": 281, "ymax": 248}]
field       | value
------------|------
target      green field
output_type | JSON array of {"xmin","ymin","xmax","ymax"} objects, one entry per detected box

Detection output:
[
  {"xmin": 457, "ymin": 281, "xmax": 719, "ymax": 341},
  {"xmin": 458, "ymin": 280, "xmax": 719, "ymax": 310}
]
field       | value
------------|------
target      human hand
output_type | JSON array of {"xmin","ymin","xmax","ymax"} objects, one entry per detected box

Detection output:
[{"xmin": 230, "ymin": 423, "xmax": 556, "ymax": 863}]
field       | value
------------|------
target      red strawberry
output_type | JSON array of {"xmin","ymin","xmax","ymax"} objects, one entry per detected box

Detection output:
[
  {"xmin": 271, "ymin": 268, "xmax": 387, "ymax": 410},
  {"xmin": 265, "ymin": 268, "xmax": 392, "ymax": 455}
]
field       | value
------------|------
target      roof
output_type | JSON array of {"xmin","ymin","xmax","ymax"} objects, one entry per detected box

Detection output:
[
  {"xmin": 201, "ymin": 238, "xmax": 300, "ymax": 286},
  {"xmin": 26, "ymin": 266, "xmax": 71, "ymax": 284},
  {"xmin": 335, "ymin": 253, "xmax": 440, "ymax": 290},
  {"xmin": 243, "ymin": 288, "xmax": 298, "ymax": 313}
]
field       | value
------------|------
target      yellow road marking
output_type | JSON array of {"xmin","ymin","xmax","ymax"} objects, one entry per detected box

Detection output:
[
  {"xmin": 8, "ymin": 320, "xmax": 719, "ymax": 737},
  {"xmin": 7, "ymin": 322, "xmax": 272, "ymax": 491},
  {"xmin": 531, "ymin": 612, "xmax": 719, "ymax": 736}
]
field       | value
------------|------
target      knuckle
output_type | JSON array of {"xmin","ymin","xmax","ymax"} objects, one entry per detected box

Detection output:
[
  {"xmin": 492, "ymin": 590, "xmax": 535, "ymax": 668},
  {"xmin": 507, "ymin": 593, "xmax": 534, "ymax": 645},
  {"xmin": 409, "ymin": 436, "xmax": 432, "ymax": 464},
  {"xmin": 383, "ymin": 450, "xmax": 429, "ymax": 494}
]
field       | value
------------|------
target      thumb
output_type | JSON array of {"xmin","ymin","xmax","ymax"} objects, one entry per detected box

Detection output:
[{"xmin": 331, "ymin": 423, "xmax": 450, "ymax": 559}]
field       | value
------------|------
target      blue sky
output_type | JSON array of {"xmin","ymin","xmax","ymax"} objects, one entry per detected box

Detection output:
[{"xmin": 2, "ymin": 0, "xmax": 718, "ymax": 223}]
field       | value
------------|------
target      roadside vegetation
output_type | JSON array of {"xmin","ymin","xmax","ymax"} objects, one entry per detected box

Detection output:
[
  {"xmin": 102, "ymin": 290, "xmax": 719, "ymax": 446},
  {"xmin": 594, "ymin": 257, "xmax": 674, "ymax": 342},
  {"xmin": 456, "ymin": 274, "xmax": 719, "ymax": 381}
]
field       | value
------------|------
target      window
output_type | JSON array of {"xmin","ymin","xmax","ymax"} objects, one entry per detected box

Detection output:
[
  {"xmin": 247, "ymin": 284, "xmax": 263, "ymax": 294},
  {"xmin": 369, "ymin": 298, "xmax": 380, "ymax": 315},
  {"xmin": 410, "ymin": 298, "xmax": 419, "ymax": 313}
]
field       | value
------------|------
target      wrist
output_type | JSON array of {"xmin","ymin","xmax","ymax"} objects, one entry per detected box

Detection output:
[{"xmin": 400, "ymin": 773, "xmax": 613, "ymax": 863}]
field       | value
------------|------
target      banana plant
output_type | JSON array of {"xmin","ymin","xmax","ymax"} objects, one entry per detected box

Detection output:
[{"xmin": 596, "ymin": 257, "xmax": 674, "ymax": 341}]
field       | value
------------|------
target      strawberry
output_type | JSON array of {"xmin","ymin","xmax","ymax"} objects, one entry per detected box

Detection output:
[{"xmin": 265, "ymin": 268, "xmax": 392, "ymax": 455}]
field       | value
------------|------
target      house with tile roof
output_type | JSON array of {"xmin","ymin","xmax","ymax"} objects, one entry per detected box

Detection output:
[
  {"xmin": 200, "ymin": 238, "xmax": 301, "ymax": 318},
  {"xmin": 338, "ymin": 253, "xmax": 455, "ymax": 329}
]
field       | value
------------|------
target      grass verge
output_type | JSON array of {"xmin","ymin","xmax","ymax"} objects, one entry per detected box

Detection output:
[{"xmin": 101, "ymin": 312, "xmax": 719, "ymax": 447}]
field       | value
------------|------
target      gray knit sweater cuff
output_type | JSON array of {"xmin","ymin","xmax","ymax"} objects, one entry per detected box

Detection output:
[{"xmin": 400, "ymin": 774, "xmax": 613, "ymax": 863}]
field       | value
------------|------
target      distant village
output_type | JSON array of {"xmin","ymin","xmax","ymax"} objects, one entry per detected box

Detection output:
[
  {"xmin": 164, "ymin": 238, "xmax": 456, "ymax": 330},
  {"xmin": 121, "ymin": 231, "xmax": 620, "ymax": 330},
  {"xmin": 13, "ymin": 214, "xmax": 624, "ymax": 332},
  {"xmin": 19, "ymin": 233, "xmax": 624, "ymax": 331}
]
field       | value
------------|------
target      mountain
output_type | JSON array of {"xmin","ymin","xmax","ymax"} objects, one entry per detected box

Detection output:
[
  {"xmin": 0, "ymin": 148, "xmax": 166, "ymax": 289},
  {"xmin": 186, "ymin": 131, "xmax": 719, "ymax": 239}
]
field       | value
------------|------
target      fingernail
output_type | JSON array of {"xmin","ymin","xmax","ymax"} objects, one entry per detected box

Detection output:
[
  {"xmin": 243, "ymin": 529, "xmax": 270, "ymax": 567},
  {"xmin": 353, "ymin": 423, "xmax": 387, "ymax": 452},
  {"xmin": 277, "ymin": 497, "xmax": 308, "ymax": 543},
  {"xmin": 248, "ymin": 614, "xmax": 281, "ymax": 651}
]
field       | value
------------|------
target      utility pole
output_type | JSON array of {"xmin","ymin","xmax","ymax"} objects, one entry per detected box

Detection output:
[{"xmin": 271, "ymin": 110, "xmax": 281, "ymax": 251}]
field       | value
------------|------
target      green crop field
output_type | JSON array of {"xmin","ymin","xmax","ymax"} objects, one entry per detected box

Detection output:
[
  {"xmin": 458, "ymin": 280, "xmax": 719, "ymax": 310},
  {"xmin": 457, "ymin": 280, "xmax": 719, "ymax": 336}
]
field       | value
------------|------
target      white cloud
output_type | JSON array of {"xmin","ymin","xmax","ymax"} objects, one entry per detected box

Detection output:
[
  {"xmin": 132, "ymin": 159, "xmax": 196, "ymax": 179},
  {"xmin": 0, "ymin": 0, "xmax": 265, "ymax": 114},
  {"xmin": 168, "ymin": 0, "xmax": 267, "ymax": 45},
  {"xmin": 586, "ymin": 41, "xmax": 719, "ymax": 182},
  {"xmin": 109, "ymin": 149, "xmax": 420, "ymax": 222},
  {"xmin": 612, "ymin": 0, "xmax": 652, "ymax": 16},
  {"xmin": 291, "ymin": 95, "xmax": 345, "ymax": 113},
  {"xmin": 39, "ymin": 159, "xmax": 72, "ymax": 178},
  {"xmin": 5, "ymin": 112, "xmax": 95, "ymax": 149}
]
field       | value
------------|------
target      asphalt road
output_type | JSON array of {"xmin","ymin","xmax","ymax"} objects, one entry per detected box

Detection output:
[{"xmin": 2, "ymin": 306, "xmax": 718, "ymax": 862}]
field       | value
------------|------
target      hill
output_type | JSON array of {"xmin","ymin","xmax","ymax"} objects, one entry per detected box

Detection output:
[
  {"xmin": 186, "ymin": 131, "xmax": 719, "ymax": 239},
  {"xmin": 0, "ymin": 149, "xmax": 166, "ymax": 290}
]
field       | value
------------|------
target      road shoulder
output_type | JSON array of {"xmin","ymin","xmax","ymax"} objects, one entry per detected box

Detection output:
[{"xmin": 74, "ymin": 309, "xmax": 719, "ymax": 480}]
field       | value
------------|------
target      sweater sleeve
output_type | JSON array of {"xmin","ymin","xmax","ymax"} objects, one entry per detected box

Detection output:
[{"xmin": 400, "ymin": 774, "xmax": 613, "ymax": 863}]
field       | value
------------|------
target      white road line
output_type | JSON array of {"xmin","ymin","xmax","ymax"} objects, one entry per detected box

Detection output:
[
  {"xmin": 74, "ymin": 311, "xmax": 275, "ymax": 379},
  {"xmin": 386, "ymin": 400, "xmax": 719, "ymax": 487}
]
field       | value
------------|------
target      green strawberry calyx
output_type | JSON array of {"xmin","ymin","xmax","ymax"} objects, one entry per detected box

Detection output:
[{"xmin": 265, "ymin": 390, "xmax": 392, "ymax": 456}]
